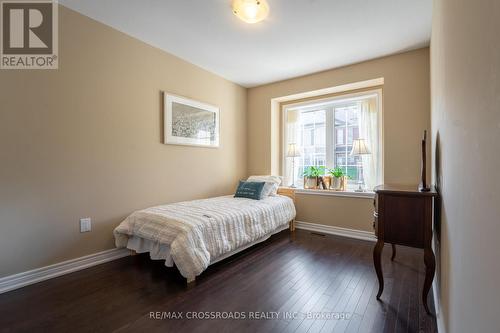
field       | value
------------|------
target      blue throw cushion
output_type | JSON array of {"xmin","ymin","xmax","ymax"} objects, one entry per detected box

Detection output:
[{"xmin": 234, "ymin": 181, "xmax": 266, "ymax": 200}]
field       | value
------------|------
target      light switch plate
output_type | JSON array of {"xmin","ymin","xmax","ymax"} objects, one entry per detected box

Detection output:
[{"xmin": 80, "ymin": 218, "xmax": 91, "ymax": 233}]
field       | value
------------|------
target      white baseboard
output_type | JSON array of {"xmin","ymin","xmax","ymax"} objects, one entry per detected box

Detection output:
[
  {"xmin": 433, "ymin": 282, "xmax": 446, "ymax": 333},
  {"xmin": 0, "ymin": 248, "xmax": 130, "ymax": 294},
  {"xmin": 295, "ymin": 221, "xmax": 376, "ymax": 242}
]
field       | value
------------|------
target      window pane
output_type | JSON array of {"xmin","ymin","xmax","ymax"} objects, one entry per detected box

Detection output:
[
  {"xmin": 334, "ymin": 105, "xmax": 360, "ymax": 188},
  {"xmin": 294, "ymin": 109, "xmax": 326, "ymax": 187},
  {"xmin": 336, "ymin": 128, "xmax": 344, "ymax": 145}
]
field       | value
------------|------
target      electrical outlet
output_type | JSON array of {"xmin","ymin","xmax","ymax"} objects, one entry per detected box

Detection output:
[{"xmin": 80, "ymin": 218, "xmax": 91, "ymax": 233}]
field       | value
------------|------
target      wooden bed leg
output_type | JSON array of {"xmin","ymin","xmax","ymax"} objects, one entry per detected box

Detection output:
[
  {"xmin": 186, "ymin": 277, "xmax": 196, "ymax": 289},
  {"xmin": 289, "ymin": 219, "xmax": 296, "ymax": 241},
  {"xmin": 129, "ymin": 249, "xmax": 137, "ymax": 256}
]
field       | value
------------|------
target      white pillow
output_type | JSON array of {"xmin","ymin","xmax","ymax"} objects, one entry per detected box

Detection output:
[{"xmin": 247, "ymin": 175, "xmax": 282, "ymax": 197}]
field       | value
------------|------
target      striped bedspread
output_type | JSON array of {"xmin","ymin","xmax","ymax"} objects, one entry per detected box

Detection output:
[{"xmin": 114, "ymin": 195, "xmax": 296, "ymax": 281}]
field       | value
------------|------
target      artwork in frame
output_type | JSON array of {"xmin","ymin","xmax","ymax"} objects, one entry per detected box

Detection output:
[{"xmin": 163, "ymin": 93, "xmax": 220, "ymax": 148}]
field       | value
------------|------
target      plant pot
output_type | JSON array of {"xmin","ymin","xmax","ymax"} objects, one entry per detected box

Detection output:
[
  {"xmin": 303, "ymin": 176, "xmax": 318, "ymax": 189},
  {"xmin": 330, "ymin": 177, "xmax": 342, "ymax": 190}
]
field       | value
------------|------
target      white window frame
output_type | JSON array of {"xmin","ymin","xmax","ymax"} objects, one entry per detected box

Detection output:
[{"xmin": 282, "ymin": 88, "xmax": 384, "ymax": 194}]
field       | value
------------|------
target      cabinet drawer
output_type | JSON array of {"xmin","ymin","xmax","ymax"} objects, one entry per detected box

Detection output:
[{"xmin": 383, "ymin": 195, "xmax": 425, "ymax": 248}]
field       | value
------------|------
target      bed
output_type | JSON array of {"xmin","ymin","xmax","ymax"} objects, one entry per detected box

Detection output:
[{"xmin": 114, "ymin": 188, "xmax": 296, "ymax": 285}]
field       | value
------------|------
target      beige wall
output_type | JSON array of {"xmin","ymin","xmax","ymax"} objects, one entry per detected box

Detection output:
[
  {"xmin": 0, "ymin": 6, "xmax": 247, "ymax": 278},
  {"xmin": 295, "ymin": 194, "xmax": 374, "ymax": 232},
  {"xmin": 431, "ymin": 0, "xmax": 500, "ymax": 332},
  {"xmin": 247, "ymin": 49, "xmax": 430, "ymax": 231}
]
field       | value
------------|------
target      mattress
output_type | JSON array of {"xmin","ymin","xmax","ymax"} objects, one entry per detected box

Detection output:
[{"xmin": 114, "ymin": 195, "xmax": 296, "ymax": 281}]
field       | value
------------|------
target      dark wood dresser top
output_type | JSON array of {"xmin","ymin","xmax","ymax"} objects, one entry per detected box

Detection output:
[{"xmin": 374, "ymin": 184, "xmax": 438, "ymax": 196}]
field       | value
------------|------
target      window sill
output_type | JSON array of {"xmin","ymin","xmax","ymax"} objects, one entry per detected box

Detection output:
[{"xmin": 294, "ymin": 188, "xmax": 375, "ymax": 199}]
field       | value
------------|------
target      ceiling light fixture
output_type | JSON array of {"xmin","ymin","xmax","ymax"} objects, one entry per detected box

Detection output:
[{"xmin": 232, "ymin": 0, "xmax": 269, "ymax": 24}]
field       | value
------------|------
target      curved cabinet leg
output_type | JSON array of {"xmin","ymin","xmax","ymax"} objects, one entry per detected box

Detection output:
[
  {"xmin": 391, "ymin": 243, "xmax": 396, "ymax": 261},
  {"xmin": 373, "ymin": 239, "xmax": 385, "ymax": 299},
  {"xmin": 423, "ymin": 247, "xmax": 436, "ymax": 315}
]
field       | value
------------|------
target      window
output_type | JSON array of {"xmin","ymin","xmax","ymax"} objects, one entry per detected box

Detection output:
[{"xmin": 283, "ymin": 90, "xmax": 382, "ymax": 191}]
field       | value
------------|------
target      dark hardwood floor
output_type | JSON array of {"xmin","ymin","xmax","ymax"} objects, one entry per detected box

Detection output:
[{"xmin": 0, "ymin": 230, "xmax": 437, "ymax": 333}]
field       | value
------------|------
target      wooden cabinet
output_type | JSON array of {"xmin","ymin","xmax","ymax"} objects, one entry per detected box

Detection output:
[{"xmin": 373, "ymin": 184, "xmax": 438, "ymax": 314}]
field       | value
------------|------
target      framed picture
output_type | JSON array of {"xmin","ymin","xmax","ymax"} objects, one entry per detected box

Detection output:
[{"xmin": 163, "ymin": 93, "xmax": 220, "ymax": 148}]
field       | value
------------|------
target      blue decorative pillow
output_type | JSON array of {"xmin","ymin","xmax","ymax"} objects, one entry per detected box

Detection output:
[{"xmin": 234, "ymin": 181, "xmax": 266, "ymax": 200}]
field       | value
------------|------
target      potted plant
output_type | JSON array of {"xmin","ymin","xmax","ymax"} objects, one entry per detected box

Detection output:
[
  {"xmin": 328, "ymin": 167, "xmax": 349, "ymax": 191},
  {"xmin": 302, "ymin": 166, "xmax": 325, "ymax": 189}
]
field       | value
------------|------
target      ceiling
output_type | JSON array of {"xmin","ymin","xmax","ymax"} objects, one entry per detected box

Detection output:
[{"xmin": 60, "ymin": 0, "xmax": 432, "ymax": 88}]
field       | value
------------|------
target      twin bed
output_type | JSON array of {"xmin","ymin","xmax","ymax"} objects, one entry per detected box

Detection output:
[{"xmin": 114, "ymin": 180, "xmax": 296, "ymax": 285}]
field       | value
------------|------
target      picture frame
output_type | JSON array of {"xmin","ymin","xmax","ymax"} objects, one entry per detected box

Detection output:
[{"xmin": 163, "ymin": 93, "xmax": 220, "ymax": 148}]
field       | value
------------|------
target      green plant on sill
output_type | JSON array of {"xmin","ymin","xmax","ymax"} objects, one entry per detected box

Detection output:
[
  {"xmin": 328, "ymin": 167, "xmax": 352, "ymax": 179},
  {"xmin": 328, "ymin": 167, "xmax": 345, "ymax": 178},
  {"xmin": 302, "ymin": 166, "xmax": 325, "ymax": 178}
]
